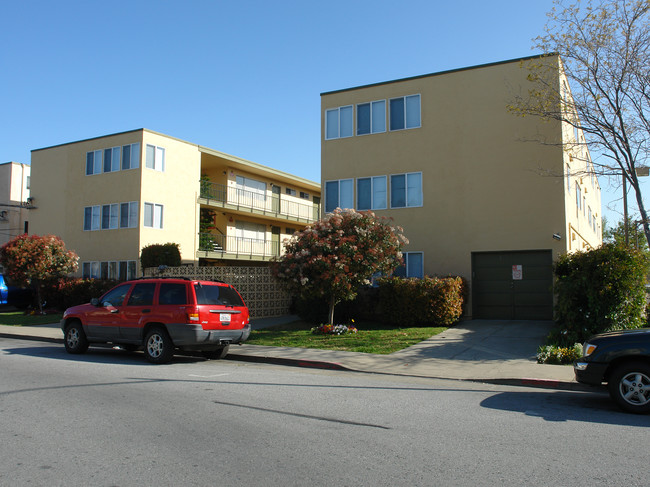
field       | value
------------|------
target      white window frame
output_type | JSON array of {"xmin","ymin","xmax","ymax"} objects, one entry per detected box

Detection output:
[
  {"xmin": 356, "ymin": 175, "xmax": 387, "ymax": 210},
  {"xmin": 390, "ymin": 172, "xmax": 423, "ymax": 209},
  {"xmin": 145, "ymin": 144, "xmax": 165, "ymax": 172},
  {"xmin": 144, "ymin": 202, "xmax": 163, "ymax": 229},
  {"xmin": 325, "ymin": 105, "xmax": 353, "ymax": 140},
  {"xmin": 325, "ymin": 179, "xmax": 354, "ymax": 213},
  {"xmin": 101, "ymin": 203, "xmax": 119, "ymax": 230},
  {"xmin": 395, "ymin": 252, "xmax": 424, "ymax": 279},
  {"xmin": 389, "ymin": 94, "xmax": 421, "ymax": 131},
  {"xmin": 84, "ymin": 205, "xmax": 101, "ymax": 231},
  {"xmin": 356, "ymin": 99, "xmax": 386, "ymax": 135},
  {"xmin": 120, "ymin": 201, "xmax": 139, "ymax": 228},
  {"xmin": 122, "ymin": 142, "xmax": 141, "ymax": 170},
  {"xmin": 86, "ymin": 150, "xmax": 103, "ymax": 176}
]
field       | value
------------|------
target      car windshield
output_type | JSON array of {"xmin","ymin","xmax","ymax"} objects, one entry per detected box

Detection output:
[{"xmin": 194, "ymin": 284, "xmax": 244, "ymax": 306}]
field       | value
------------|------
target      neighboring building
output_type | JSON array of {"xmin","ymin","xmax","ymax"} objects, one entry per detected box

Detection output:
[
  {"xmin": 0, "ymin": 162, "xmax": 31, "ymax": 247},
  {"xmin": 321, "ymin": 54, "xmax": 602, "ymax": 320},
  {"xmin": 30, "ymin": 129, "xmax": 320, "ymax": 279}
]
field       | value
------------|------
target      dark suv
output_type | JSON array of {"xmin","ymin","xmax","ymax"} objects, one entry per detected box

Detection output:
[
  {"xmin": 574, "ymin": 328, "xmax": 650, "ymax": 414},
  {"xmin": 61, "ymin": 278, "xmax": 250, "ymax": 364}
]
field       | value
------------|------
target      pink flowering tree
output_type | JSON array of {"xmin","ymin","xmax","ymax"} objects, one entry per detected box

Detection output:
[
  {"xmin": 0, "ymin": 234, "xmax": 79, "ymax": 313},
  {"xmin": 271, "ymin": 208, "xmax": 408, "ymax": 325}
]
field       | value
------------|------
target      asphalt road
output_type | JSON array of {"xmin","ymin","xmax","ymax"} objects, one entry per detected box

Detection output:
[{"xmin": 1, "ymin": 338, "xmax": 648, "ymax": 486}]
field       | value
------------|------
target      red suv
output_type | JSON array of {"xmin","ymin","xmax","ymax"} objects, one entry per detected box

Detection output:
[{"xmin": 61, "ymin": 278, "xmax": 250, "ymax": 364}]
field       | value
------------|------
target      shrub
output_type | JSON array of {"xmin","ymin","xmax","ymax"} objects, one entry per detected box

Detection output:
[
  {"xmin": 378, "ymin": 276, "xmax": 467, "ymax": 326},
  {"xmin": 41, "ymin": 278, "xmax": 119, "ymax": 310},
  {"xmin": 536, "ymin": 344, "xmax": 583, "ymax": 365},
  {"xmin": 553, "ymin": 243, "xmax": 650, "ymax": 347},
  {"xmin": 140, "ymin": 243, "xmax": 181, "ymax": 269}
]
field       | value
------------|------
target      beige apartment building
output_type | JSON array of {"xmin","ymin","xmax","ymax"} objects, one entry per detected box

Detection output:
[
  {"xmin": 321, "ymin": 55, "xmax": 602, "ymax": 320},
  {"xmin": 30, "ymin": 129, "xmax": 320, "ymax": 279},
  {"xmin": 0, "ymin": 161, "xmax": 31, "ymax": 247}
]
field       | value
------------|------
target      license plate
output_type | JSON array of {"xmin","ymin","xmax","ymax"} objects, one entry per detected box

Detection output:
[{"xmin": 220, "ymin": 313, "xmax": 231, "ymax": 323}]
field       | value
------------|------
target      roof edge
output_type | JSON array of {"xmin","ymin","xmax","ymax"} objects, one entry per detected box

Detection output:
[{"xmin": 320, "ymin": 53, "xmax": 557, "ymax": 96}]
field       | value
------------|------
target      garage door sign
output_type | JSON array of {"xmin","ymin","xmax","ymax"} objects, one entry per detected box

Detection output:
[{"xmin": 512, "ymin": 265, "xmax": 523, "ymax": 280}]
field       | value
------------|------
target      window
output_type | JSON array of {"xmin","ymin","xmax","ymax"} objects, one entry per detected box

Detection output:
[
  {"xmin": 357, "ymin": 100, "xmax": 386, "ymax": 135},
  {"xmin": 390, "ymin": 94, "xmax": 420, "ymax": 131},
  {"xmin": 394, "ymin": 252, "xmax": 424, "ymax": 278},
  {"xmin": 285, "ymin": 187, "xmax": 297, "ymax": 196},
  {"xmin": 84, "ymin": 205, "xmax": 101, "ymax": 231},
  {"xmin": 122, "ymin": 143, "xmax": 140, "ymax": 170},
  {"xmin": 145, "ymin": 144, "xmax": 165, "ymax": 171},
  {"xmin": 103, "ymin": 147, "xmax": 121, "ymax": 173},
  {"xmin": 286, "ymin": 227, "xmax": 297, "ymax": 235},
  {"xmin": 26, "ymin": 176, "xmax": 30, "ymax": 190},
  {"xmin": 120, "ymin": 202, "xmax": 138, "ymax": 228},
  {"xmin": 100, "ymin": 283, "xmax": 131, "ymax": 307},
  {"xmin": 357, "ymin": 176, "xmax": 387, "ymax": 210},
  {"xmin": 119, "ymin": 261, "xmax": 136, "ymax": 281},
  {"xmin": 325, "ymin": 105, "xmax": 353, "ymax": 139},
  {"xmin": 159, "ymin": 283, "xmax": 188, "ymax": 305},
  {"xmin": 86, "ymin": 150, "xmax": 103, "ymax": 175},
  {"xmin": 235, "ymin": 221, "xmax": 266, "ymax": 241},
  {"xmin": 144, "ymin": 202, "xmax": 163, "ymax": 228},
  {"xmin": 194, "ymin": 284, "xmax": 245, "ymax": 306},
  {"xmin": 101, "ymin": 204, "xmax": 119, "ymax": 230},
  {"xmin": 300, "ymin": 191, "xmax": 309, "ymax": 200},
  {"xmin": 391, "ymin": 172, "xmax": 422, "ymax": 208},
  {"xmin": 127, "ymin": 283, "xmax": 156, "ymax": 306},
  {"xmin": 576, "ymin": 185, "xmax": 582, "ymax": 212},
  {"xmin": 325, "ymin": 179, "xmax": 354, "ymax": 212},
  {"xmin": 566, "ymin": 164, "xmax": 571, "ymax": 191}
]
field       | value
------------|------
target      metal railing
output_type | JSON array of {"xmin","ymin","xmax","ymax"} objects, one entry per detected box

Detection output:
[
  {"xmin": 198, "ymin": 233, "xmax": 280, "ymax": 259},
  {"xmin": 199, "ymin": 182, "xmax": 320, "ymax": 222}
]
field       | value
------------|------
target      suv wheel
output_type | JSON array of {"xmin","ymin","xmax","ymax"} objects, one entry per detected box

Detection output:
[
  {"xmin": 608, "ymin": 361, "xmax": 650, "ymax": 414},
  {"xmin": 64, "ymin": 321, "xmax": 89, "ymax": 354},
  {"xmin": 144, "ymin": 328, "xmax": 174, "ymax": 364},
  {"xmin": 202, "ymin": 345, "xmax": 230, "ymax": 360}
]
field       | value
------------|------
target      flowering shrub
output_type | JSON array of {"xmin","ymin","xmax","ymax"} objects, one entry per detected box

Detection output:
[
  {"xmin": 272, "ymin": 208, "xmax": 407, "ymax": 325},
  {"xmin": 536, "ymin": 344, "xmax": 583, "ymax": 365},
  {"xmin": 311, "ymin": 324, "xmax": 358, "ymax": 335},
  {"xmin": 0, "ymin": 234, "xmax": 79, "ymax": 313}
]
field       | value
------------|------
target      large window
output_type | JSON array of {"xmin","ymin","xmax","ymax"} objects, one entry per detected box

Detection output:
[
  {"xmin": 83, "ymin": 205, "xmax": 101, "ymax": 231},
  {"xmin": 86, "ymin": 150, "xmax": 103, "ymax": 175},
  {"xmin": 394, "ymin": 252, "xmax": 424, "ymax": 278},
  {"xmin": 144, "ymin": 202, "xmax": 164, "ymax": 228},
  {"xmin": 122, "ymin": 143, "xmax": 140, "ymax": 170},
  {"xmin": 391, "ymin": 172, "xmax": 422, "ymax": 208},
  {"xmin": 120, "ymin": 202, "xmax": 138, "ymax": 228},
  {"xmin": 389, "ymin": 94, "xmax": 421, "ymax": 131},
  {"xmin": 325, "ymin": 105, "xmax": 353, "ymax": 139},
  {"xmin": 325, "ymin": 179, "xmax": 354, "ymax": 213},
  {"xmin": 357, "ymin": 176, "xmax": 387, "ymax": 210},
  {"xmin": 101, "ymin": 204, "xmax": 119, "ymax": 230},
  {"xmin": 145, "ymin": 144, "xmax": 165, "ymax": 171},
  {"xmin": 357, "ymin": 100, "xmax": 386, "ymax": 135},
  {"xmin": 83, "ymin": 260, "xmax": 135, "ymax": 280}
]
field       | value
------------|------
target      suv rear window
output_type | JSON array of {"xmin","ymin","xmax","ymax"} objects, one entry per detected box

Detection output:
[{"xmin": 194, "ymin": 283, "xmax": 245, "ymax": 306}]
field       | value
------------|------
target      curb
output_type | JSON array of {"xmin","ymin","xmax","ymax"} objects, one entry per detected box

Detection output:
[{"xmin": 1, "ymin": 331, "xmax": 601, "ymax": 393}]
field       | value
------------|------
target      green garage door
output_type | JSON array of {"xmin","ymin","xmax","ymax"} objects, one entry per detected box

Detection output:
[{"xmin": 472, "ymin": 250, "xmax": 553, "ymax": 320}]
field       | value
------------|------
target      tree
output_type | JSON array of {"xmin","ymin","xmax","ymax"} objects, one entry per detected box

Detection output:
[
  {"xmin": 271, "ymin": 208, "xmax": 408, "ymax": 325},
  {"xmin": 510, "ymin": 0, "xmax": 650, "ymax": 248},
  {"xmin": 603, "ymin": 217, "xmax": 649, "ymax": 250},
  {"xmin": 0, "ymin": 234, "xmax": 79, "ymax": 313}
]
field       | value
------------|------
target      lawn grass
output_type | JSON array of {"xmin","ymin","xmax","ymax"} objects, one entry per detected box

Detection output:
[
  {"xmin": 0, "ymin": 311, "xmax": 63, "ymax": 326},
  {"xmin": 247, "ymin": 320, "xmax": 446, "ymax": 354}
]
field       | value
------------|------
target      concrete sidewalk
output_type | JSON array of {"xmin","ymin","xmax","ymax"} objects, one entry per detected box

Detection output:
[{"xmin": 0, "ymin": 318, "xmax": 597, "ymax": 392}]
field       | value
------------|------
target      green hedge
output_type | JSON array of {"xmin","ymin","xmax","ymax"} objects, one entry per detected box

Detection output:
[
  {"xmin": 378, "ymin": 276, "xmax": 466, "ymax": 326},
  {"xmin": 41, "ymin": 278, "xmax": 119, "ymax": 310},
  {"xmin": 553, "ymin": 243, "xmax": 650, "ymax": 347},
  {"xmin": 140, "ymin": 243, "xmax": 181, "ymax": 269}
]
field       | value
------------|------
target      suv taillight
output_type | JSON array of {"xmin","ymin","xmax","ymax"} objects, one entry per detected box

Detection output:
[{"xmin": 186, "ymin": 307, "xmax": 200, "ymax": 323}]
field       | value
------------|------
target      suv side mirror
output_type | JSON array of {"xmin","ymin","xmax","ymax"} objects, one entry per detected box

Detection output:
[{"xmin": 90, "ymin": 298, "xmax": 100, "ymax": 307}]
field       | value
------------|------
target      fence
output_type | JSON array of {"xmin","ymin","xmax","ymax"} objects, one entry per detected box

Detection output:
[{"xmin": 144, "ymin": 265, "xmax": 292, "ymax": 318}]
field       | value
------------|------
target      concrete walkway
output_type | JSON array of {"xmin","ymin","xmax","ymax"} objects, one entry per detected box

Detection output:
[{"xmin": 0, "ymin": 317, "xmax": 597, "ymax": 392}]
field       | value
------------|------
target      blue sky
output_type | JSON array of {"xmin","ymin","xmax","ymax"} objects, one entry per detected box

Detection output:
[{"xmin": 0, "ymin": 0, "xmax": 643, "ymax": 226}]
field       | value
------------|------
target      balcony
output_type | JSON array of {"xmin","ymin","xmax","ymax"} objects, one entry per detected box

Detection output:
[
  {"xmin": 197, "ymin": 233, "xmax": 280, "ymax": 261},
  {"xmin": 199, "ymin": 182, "xmax": 319, "ymax": 223}
]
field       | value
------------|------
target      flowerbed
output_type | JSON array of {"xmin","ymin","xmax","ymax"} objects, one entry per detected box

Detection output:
[{"xmin": 311, "ymin": 324, "xmax": 358, "ymax": 335}]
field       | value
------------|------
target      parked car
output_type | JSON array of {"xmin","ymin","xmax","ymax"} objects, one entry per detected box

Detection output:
[
  {"xmin": 0, "ymin": 274, "xmax": 33, "ymax": 309},
  {"xmin": 61, "ymin": 277, "xmax": 250, "ymax": 364},
  {"xmin": 574, "ymin": 328, "xmax": 650, "ymax": 414}
]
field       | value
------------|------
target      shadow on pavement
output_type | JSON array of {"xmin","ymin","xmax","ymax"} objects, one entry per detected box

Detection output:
[{"xmin": 480, "ymin": 390, "xmax": 649, "ymax": 426}]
